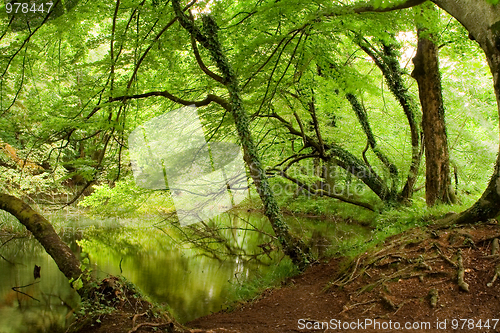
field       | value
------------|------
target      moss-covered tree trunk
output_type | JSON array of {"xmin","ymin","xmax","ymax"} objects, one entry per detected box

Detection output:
[
  {"xmin": 356, "ymin": 38, "xmax": 422, "ymax": 203},
  {"xmin": 412, "ymin": 15, "xmax": 454, "ymax": 206},
  {"xmin": 431, "ymin": 0, "xmax": 500, "ymax": 223},
  {"xmin": 0, "ymin": 193, "xmax": 89, "ymax": 294},
  {"xmin": 172, "ymin": 0, "xmax": 312, "ymax": 270}
]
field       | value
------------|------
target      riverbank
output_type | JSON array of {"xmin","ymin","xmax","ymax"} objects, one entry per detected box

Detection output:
[
  {"xmin": 67, "ymin": 219, "xmax": 500, "ymax": 332},
  {"xmin": 188, "ymin": 221, "xmax": 500, "ymax": 333}
]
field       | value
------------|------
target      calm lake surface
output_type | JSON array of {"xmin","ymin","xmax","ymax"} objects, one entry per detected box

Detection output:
[{"xmin": 0, "ymin": 210, "xmax": 369, "ymax": 332}]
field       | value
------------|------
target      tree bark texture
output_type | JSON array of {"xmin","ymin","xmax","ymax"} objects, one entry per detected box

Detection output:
[
  {"xmin": 412, "ymin": 28, "xmax": 454, "ymax": 206},
  {"xmin": 431, "ymin": 0, "xmax": 500, "ymax": 222}
]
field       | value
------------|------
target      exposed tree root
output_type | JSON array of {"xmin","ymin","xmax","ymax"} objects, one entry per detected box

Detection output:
[
  {"xmin": 487, "ymin": 265, "xmax": 500, "ymax": 287},
  {"xmin": 130, "ymin": 312, "xmax": 147, "ymax": 329},
  {"xmin": 487, "ymin": 238, "xmax": 500, "ymax": 287},
  {"xmin": 380, "ymin": 293, "xmax": 398, "ymax": 310},
  {"xmin": 428, "ymin": 288, "xmax": 438, "ymax": 307},
  {"xmin": 492, "ymin": 238, "xmax": 499, "ymax": 255},
  {"xmin": 68, "ymin": 276, "xmax": 186, "ymax": 333},
  {"xmin": 325, "ymin": 224, "xmax": 500, "ymax": 317},
  {"xmin": 340, "ymin": 299, "xmax": 378, "ymax": 314},
  {"xmin": 128, "ymin": 322, "xmax": 172, "ymax": 333},
  {"xmin": 432, "ymin": 243, "xmax": 457, "ymax": 268}
]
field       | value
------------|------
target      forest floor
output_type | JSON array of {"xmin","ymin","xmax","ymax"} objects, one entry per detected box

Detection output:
[
  {"xmin": 187, "ymin": 220, "xmax": 500, "ymax": 333},
  {"xmin": 73, "ymin": 220, "xmax": 500, "ymax": 333}
]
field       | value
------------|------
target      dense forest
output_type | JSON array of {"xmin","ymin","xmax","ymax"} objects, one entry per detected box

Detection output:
[{"xmin": 1, "ymin": 0, "xmax": 500, "ymax": 332}]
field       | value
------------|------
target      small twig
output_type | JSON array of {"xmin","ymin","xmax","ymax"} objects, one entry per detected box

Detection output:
[
  {"xmin": 429, "ymin": 278, "xmax": 452, "ymax": 286},
  {"xmin": 362, "ymin": 303, "xmax": 377, "ymax": 314},
  {"xmin": 456, "ymin": 249, "xmax": 469, "ymax": 292},
  {"xmin": 380, "ymin": 293, "xmax": 397, "ymax": 310},
  {"xmin": 483, "ymin": 239, "xmax": 500, "ymax": 259},
  {"xmin": 12, "ymin": 282, "xmax": 40, "ymax": 302},
  {"xmin": 329, "ymin": 256, "xmax": 363, "ymax": 288},
  {"xmin": 0, "ymin": 253, "xmax": 15, "ymax": 265},
  {"xmin": 347, "ymin": 257, "xmax": 362, "ymax": 283},
  {"xmin": 0, "ymin": 235, "xmax": 22, "ymax": 248},
  {"xmin": 481, "ymin": 254, "xmax": 499, "ymax": 259},
  {"xmin": 393, "ymin": 300, "xmax": 408, "ymax": 315}
]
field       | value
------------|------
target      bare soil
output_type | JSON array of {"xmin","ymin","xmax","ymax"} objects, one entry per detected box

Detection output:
[
  {"xmin": 74, "ymin": 221, "xmax": 500, "ymax": 333},
  {"xmin": 188, "ymin": 221, "xmax": 500, "ymax": 333}
]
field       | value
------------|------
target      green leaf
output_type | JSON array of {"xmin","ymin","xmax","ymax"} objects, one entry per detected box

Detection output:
[{"xmin": 73, "ymin": 277, "xmax": 83, "ymax": 291}]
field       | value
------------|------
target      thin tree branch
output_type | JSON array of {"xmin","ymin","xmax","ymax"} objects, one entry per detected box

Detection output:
[
  {"xmin": 271, "ymin": 153, "xmax": 320, "ymax": 173},
  {"xmin": 109, "ymin": 90, "xmax": 231, "ymax": 110},
  {"xmin": 257, "ymin": 29, "xmax": 306, "ymax": 116},
  {"xmin": 279, "ymin": 170, "xmax": 376, "ymax": 212},
  {"xmin": 190, "ymin": 34, "xmax": 226, "ymax": 84},
  {"xmin": 308, "ymin": 91, "xmax": 325, "ymax": 157},
  {"xmin": 110, "ymin": 0, "xmax": 120, "ymax": 93},
  {"xmin": 126, "ymin": 0, "xmax": 198, "ymax": 90},
  {"xmin": 0, "ymin": 0, "xmax": 61, "ymax": 79},
  {"xmin": 242, "ymin": 35, "xmax": 290, "ymax": 90}
]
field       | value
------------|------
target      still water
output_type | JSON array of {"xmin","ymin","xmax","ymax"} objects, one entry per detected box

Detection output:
[{"xmin": 0, "ymin": 211, "xmax": 369, "ymax": 332}]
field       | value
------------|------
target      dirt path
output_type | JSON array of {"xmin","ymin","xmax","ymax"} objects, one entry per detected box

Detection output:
[{"xmin": 188, "ymin": 222, "xmax": 500, "ymax": 333}]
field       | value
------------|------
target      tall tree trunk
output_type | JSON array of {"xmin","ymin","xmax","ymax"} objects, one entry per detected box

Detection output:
[
  {"xmin": 172, "ymin": 0, "xmax": 312, "ymax": 270},
  {"xmin": 431, "ymin": 0, "xmax": 500, "ymax": 223},
  {"xmin": 0, "ymin": 193, "xmax": 89, "ymax": 295},
  {"xmin": 412, "ymin": 18, "xmax": 454, "ymax": 206}
]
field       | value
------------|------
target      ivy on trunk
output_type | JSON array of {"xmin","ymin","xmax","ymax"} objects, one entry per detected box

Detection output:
[{"xmin": 171, "ymin": 0, "xmax": 312, "ymax": 270}]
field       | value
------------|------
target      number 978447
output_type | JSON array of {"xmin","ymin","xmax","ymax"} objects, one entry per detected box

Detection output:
[{"xmin": 6, "ymin": 2, "xmax": 53, "ymax": 14}]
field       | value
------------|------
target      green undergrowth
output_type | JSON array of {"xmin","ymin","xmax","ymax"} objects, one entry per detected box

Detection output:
[
  {"xmin": 227, "ymin": 257, "xmax": 299, "ymax": 307},
  {"xmin": 77, "ymin": 177, "xmax": 175, "ymax": 218},
  {"xmin": 330, "ymin": 198, "xmax": 477, "ymax": 259},
  {"xmin": 239, "ymin": 185, "xmax": 480, "ymax": 261},
  {"xmin": 243, "ymin": 185, "xmax": 380, "ymax": 224}
]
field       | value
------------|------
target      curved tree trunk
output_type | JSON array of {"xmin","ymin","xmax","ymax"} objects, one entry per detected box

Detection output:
[
  {"xmin": 172, "ymin": 0, "xmax": 312, "ymax": 270},
  {"xmin": 346, "ymin": 93, "xmax": 398, "ymax": 178},
  {"xmin": 0, "ymin": 193, "xmax": 89, "ymax": 295},
  {"xmin": 431, "ymin": 0, "xmax": 500, "ymax": 223},
  {"xmin": 356, "ymin": 38, "xmax": 422, "ymax": 202}
]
